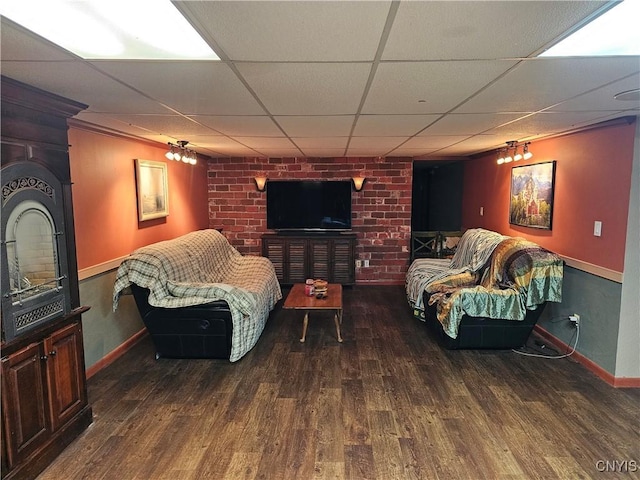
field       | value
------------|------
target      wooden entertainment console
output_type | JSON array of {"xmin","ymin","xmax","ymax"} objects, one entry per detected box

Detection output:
[{"xmin": 262, "ymin": 233, "xmax": 356, "ymax": 285}]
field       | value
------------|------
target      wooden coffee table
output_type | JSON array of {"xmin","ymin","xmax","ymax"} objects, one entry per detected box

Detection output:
[{"xmin": 283, "ymin": 283, "xmax": 343, "ymax": 343}]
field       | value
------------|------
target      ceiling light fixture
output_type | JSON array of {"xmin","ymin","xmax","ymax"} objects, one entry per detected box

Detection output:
[
  {"xmin": 0, "ymin": 0, "xmax": 220, "ymax": 60},
  {"xmin": 497, "ymin": 141, "xmax": 532, "ymax": 166},
  {"xmin": 614, "ymin": 88, "xmax": 640, "ymax": 101},
  {"xmin": 504, "ymin": 140, "xmax": 517, "ymax": 163},
  {"xmin": 166, "ymin": 141, "xmax": 197, "ymax": 165}
]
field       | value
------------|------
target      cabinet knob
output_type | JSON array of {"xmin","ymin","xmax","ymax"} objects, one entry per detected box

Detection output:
[
  {"xmin": 40, "ymin": 355, "xmax": 48, "ymax": 361},
  {"xmin": 49, "ymin": 350, "xmax": 57, "ymax": 356}
]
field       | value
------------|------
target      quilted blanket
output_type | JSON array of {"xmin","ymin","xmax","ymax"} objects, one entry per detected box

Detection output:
[
  {"xmin": 406, "ymin": 228, "xmax": 506, "ymax": 319},
  {"xmin": 113, "ymin": 229, "xmax": 282, "ymax": 361},
  {"xmin": 427, "ymin": 237, "xmax": 563, "ymax": 338}
]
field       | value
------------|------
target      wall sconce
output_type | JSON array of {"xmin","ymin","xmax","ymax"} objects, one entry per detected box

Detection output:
[
  {"xmin": 165, "ymin": 140, "xmax": 197, "ymax": 165},
  {"xmin": 352, "ymin": 176, "xmax": 366, "ymax": 191},
  {"xmin": 254, "ymin": 176, "xmax": 267, "ymax": 192}
]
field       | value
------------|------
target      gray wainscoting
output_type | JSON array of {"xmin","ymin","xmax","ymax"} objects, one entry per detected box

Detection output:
[
  {"xmin": 539, "ymin": 265, "xmax": 622, "ymax": 376},
  {"xmin": 79, "ymin": 270, "xmax": 144, "ymax": 370}
]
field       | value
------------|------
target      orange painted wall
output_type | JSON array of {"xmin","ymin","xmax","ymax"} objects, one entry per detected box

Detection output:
[
  {"xmin": 68, "ymin": 127, "xmax": 209, "ymax": 270},
  {"xmin": 461, "ymin": 118, "xmax": 636, "ymax": 272}
]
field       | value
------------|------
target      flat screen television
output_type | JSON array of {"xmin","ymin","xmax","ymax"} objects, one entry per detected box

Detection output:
[{"xmin": 266, "ymin": 180, "xmax": 352, "ymax": 231}]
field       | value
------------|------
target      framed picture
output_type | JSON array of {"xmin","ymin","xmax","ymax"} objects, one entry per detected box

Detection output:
[
  {"xmin": 135, "ymin": 159, "xmax": 169, "ymax": 221},
  {"xmin": 509, "ymin": 161, "xmax": 556, "ymax": 230}
]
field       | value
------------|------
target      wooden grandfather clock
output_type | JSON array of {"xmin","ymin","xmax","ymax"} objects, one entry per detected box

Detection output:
[{"xmin": 1, "ymin": 76, "xmax": 92, "ymax": 480}]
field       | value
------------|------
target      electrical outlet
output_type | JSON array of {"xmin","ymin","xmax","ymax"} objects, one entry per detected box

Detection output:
[
  {"xmin": 569, "ymin": 314, "xmax": 580, "ymax": 325},
  {"xmin": 355, "ymin": 259, "xmax": 362, "ymax": 268},
  {"xmin": 363, "ymin": 259, "xmax": 370, "ymax": 267}
]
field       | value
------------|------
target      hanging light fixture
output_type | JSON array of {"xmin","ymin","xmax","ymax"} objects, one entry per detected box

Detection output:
[
  {"xmin": 504, "ymin": 140, "xmax": 518, "ymax": 163},
  {"xmin": 165, "ymin": 140, "xmax": 197, "ymax": 165},
  {"xmin": 513, "ymin": 145, "xmax": 523, "ymax": 161},
  {"xmin": 497, "ymin": 140, "xmax": 532, "ymax": 166},
  {"xmin": 165, "ymin": 143, "xmax": 175, "ymax": 160}
]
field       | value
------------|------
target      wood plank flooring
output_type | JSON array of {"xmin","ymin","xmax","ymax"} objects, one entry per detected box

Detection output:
[{"xmin": 38, "ymin": 286, "xmax": 639, "ymax": 479}]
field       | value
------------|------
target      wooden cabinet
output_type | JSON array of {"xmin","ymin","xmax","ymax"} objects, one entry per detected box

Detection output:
[
  {"xmin": 1, "ymin": 312, "xmax": 91, "ymax": 480},
  {"xmin": 1, "ymin": 77, "xmax": 92, "ymax": 479},
  {"xmin": 262, "ymin": 233, "xmax": 356, "ymax": 285}
]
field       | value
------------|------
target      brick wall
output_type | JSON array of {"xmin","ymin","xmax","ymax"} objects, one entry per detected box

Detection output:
[{"xmin": 207, "ymin": 156, "xmax": 413, "ymax": 284}]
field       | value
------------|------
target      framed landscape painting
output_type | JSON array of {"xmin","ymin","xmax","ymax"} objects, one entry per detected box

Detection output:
[
  {"xmin": 135, "ymin": 159, "xmax": 169, "ymax": 221},
  {"xmin": 509, "ymin": 161, "xmax": 556, "ymax": 230}
]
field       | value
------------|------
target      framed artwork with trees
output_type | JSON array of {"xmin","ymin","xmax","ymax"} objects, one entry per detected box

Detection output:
[{"xmin": 509, "ymin": 161, "xmax": 556, "ymax": 230}]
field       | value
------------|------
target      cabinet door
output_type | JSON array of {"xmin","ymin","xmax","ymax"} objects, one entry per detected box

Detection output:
[
  {"xmin": 263, "ymin": 240, "xmax": 285, "ymax": 282},
  {"xmin": 309, "ymin": 240, "xmax": 330, "ymax": 280},
  {"xmin": 1, "ymin": 342, "xmax": 50, "ymax": 468},
  {"xmin": 287, "ymin": 239, "xmax": 307, "ymax": 284},
  {"xmin": 332, "ymin": 239, "xmax": 355, "ymax": 284},
  {"xmin": 44, "ymin": 322, "xmax": 86, "ymax": 431}
]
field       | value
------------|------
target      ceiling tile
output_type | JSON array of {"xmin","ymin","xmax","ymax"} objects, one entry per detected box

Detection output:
[
  {"xmin": 0, "ymin": 61, "xmax": 172, "ymax": 114},
  {"xmin": 1, "ymin": 1, "xmax": 634, "ymax": 160},
  {"xmin": 251, "ymin": 148, "xmax": 306, "ymax": 158},
  {"xmin": 186, "ymin": 135, "xmax": 249, "ymax": 150},
  {"xmin": 96, "ymin": 114, "xmax": 223, "ymax": 137},
  {"xmin": 456, "ymin": 57, "xmax": 640, "ymax": 113},
  {"xmin": 74, "ymin": 112, "xmax": 157, "ymax": 136},
  {"xmin": 430, "ymin": 135, "xmax": 507, "ymax": 156},
  {"xmin": 363, "ymin": 60, "xmax": 517, "ymax": 114},
  {"xmin": 235, "ymin": 63, "xmax": 372, "ymax": 115},
  {"xmin": 298, "ymin": 148, "xmax": 349, "ymax": 158},
  {"xmin": 177, "ymin": 0, "xmax": 392, "ymax": 62},
  {"xmin": 402, "ymin": 135, "xmax": 471, "ymax": 150},
  {"xmin": 347, "ymin": 136, "xmax": 409, "ymax": 156},
  {"xmin": 484, "ymin": 111, "xmax": 623, "ymax": 139},
  {"xmin": 353, "ymin": 115, "xmax": 441, "ymax": 137},
  {"xmin": 91, "ymin": 60, "xmax": 264, "ymax": 115},
  {"xmin": 292, "ymin": 137, "xmax": 348, "ymax": 149},
  {"xmin": 547, "ymin": 74, "xmax": 640, "ymax": 112},
  {"xmin": 383, "ymin": 1, "xmax": 607, "ymax": 60},
  {"xmin": 421, "ymin": 113, "xmax": 528, "ymax": 135},
  {"xmin": 389, "ymin": 148, "xmax": 440, "ymax": 158},
  {"xmin": 275, "ymin": 116, "xmax": 355, "ymax": 137},
  {"xmin": 187, "ymin": 116, "xmax": 282, "ymax": 136},
  {"xmin": 232, "ymin": 137, "xmax": 298, "ymax": 149},
  {"xmin": 0, "ymin": 17, "xmax": 78, "ymax": 61}
]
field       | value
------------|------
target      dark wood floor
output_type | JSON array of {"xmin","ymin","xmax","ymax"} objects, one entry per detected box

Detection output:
[{"xmin": 39, "ymin": 286, "xmax": 639, "ymax": 480}]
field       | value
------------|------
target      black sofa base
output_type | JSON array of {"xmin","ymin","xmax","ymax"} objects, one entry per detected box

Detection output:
[
  {"xmin": 423, "ymin": 293, "xmax": 546, "ymax": 350},
  {"xmin": 131, "ymin": 285, "xmax": 233, "ymax": 359}
]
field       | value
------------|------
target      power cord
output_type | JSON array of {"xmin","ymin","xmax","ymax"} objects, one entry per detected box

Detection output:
[{"xmin": 512, "ymin": 324, "xmax": 579, "ymax": 359}]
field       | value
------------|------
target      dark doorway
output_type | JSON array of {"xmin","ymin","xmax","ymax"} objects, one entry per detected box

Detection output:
[{"xmin": 411, "ymin": 161, "xmax": 463, "ymax": 231}]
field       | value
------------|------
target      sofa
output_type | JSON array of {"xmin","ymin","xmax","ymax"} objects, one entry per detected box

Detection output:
[
  {"xmin": 406, "ymin": 228, "xmax": 563, "ymax": 349},
  {"xmin": 113, "ymin": 229, "xmax": 282, "ymax": 361}
]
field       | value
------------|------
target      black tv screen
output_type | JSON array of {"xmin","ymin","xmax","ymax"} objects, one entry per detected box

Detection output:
[{"xmin": 267, "ymin": 180, "xmax": 352, "ymax": 231}]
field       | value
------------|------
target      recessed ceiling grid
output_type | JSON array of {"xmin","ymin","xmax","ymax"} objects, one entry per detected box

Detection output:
[{"xmin": 1, "ymin": 0, "xmax": 637, "ymax": 159}]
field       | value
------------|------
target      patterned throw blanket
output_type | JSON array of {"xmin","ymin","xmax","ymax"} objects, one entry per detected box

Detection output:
[
  {"xmin": 427, "ymin": 237, "xmax": 563, "ymax": 338},
  {"xmin": 113, "ymin": 229, "xmax": 282, "ymax": 361},
  {"xmin": 406, "ymin": 228, "xmax": 506, "ymax": 319}
]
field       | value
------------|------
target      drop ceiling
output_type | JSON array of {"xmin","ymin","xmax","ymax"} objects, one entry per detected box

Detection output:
[{"xmin": 1, "ymin": 1, "xmax": 638, "ymax": 159}]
